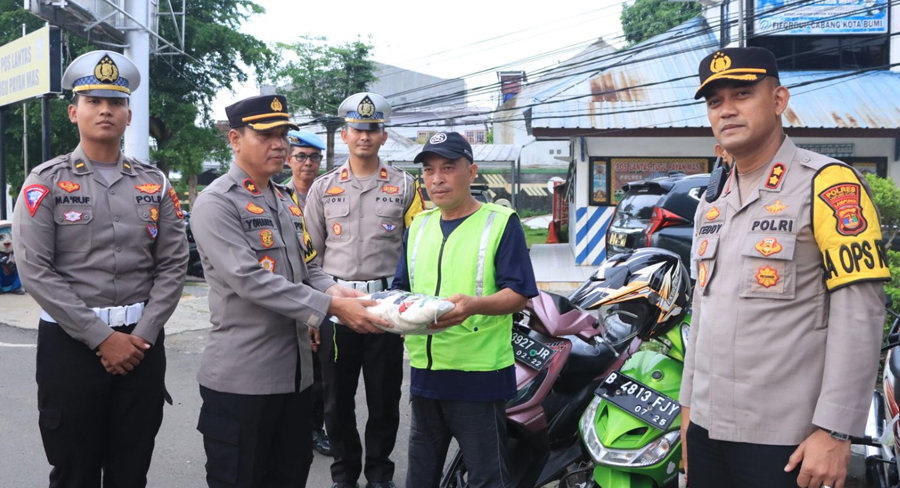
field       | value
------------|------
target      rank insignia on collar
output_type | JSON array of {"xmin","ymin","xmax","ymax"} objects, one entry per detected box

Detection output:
[
  {"xmin": 754, "ymin": 237, "xmax": 783, "ymax": 257},
  {"xmin": 58, "ymin": 181, "xmax": 80, "ymax": 193},
  {"xmin": 74, "ymin": 160, "xmax": 86, "ymax": 170},
  {"xmin": 289, "ymin": 205, "xmax": 302, "ymax": 217},
  {"xmin": 150, "ymin": 207, "xmax": 159, "ymax": 222},
  {"xmin": 325, "ymin": 186, "xmax": 345, "ymax": 196},
  {"xmin": 246, "ymin": 203, "xmax": 265, "ymax": 214},
  {"xmin": 259, "ymin": 255, "xmax": 276, "ymax": 273},
  {"xmin": 332, "ymin": 222, "xmax": 342, "ymax": 236},
  {"xmin": 123, "ymin": 162, "xmax": 132, "ymax": 170},
  {"xmin": 381, "ymin": 223, "xmax": 397, "ymax": 232},
  {"xmin": 756, "ymin": 265, "xmax": 779, "ymax": 288},
  {"xmin": 765, "ymin": 200, "xmax": 788, "ymax": 214},
  {"xmin": 379, "ymin": 168, "xmax": 389, "ymax": 180},
  {"xmin": 698, "ymin": 239, "xmax": 708, "ymax": 256},
  {"xmin": 146, "ymin": 225, "xmax": 158, "ymax": 239},
  {"xmin": 168, "ymin": 187, "xmax": 184, "ymax": 219},
  {"xmin": 135, "ymin": 183, "xmax": 162, "ymax": 194},
  {"xmin": 765, "ymin": 163, "xmax": 786, "ymax": 189},
  {"xmin": 24, "ymin": 184, "xmax": 50, "ymax": 217},
  {"xmin": 818, "ymin": 182, "xmax": 868, "ymax": 236},
  {"xmin": 382, "ymin": 185, "xmax": 399, "ymax": 194},
  {"xmin": 260, "ymin": 229, "xmax": 275, "ymax": 248},
  {"xmin": 243, "ymin": 178, "xmax": 261, "ymax": 196},
  {"xmin": 698, "ymin": 262, "xmax": 708, "ymax": 287},
  {"xmin": 64, "ymin": 211, "xmax": 83, "ymax": 222},
  {"xmin": 705, "ymin": 207, "xmax": 720, "ymax": 221},
  {"xmin": 340, "ymin": 168, "xmax": 349, "ymax": 181}
]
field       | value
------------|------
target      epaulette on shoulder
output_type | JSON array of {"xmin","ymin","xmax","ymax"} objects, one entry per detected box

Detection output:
[{"xmin": 32, "ymin": 154, "xmax": 71, "ymax": 175}]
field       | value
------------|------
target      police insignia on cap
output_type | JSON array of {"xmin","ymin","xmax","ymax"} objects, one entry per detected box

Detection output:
[
  {"xmin": 358, "ymin": 96, "xmax": 375, "ymax": 118},
  {"xmin": 271, "ymin": 97, "xmax": 283, "ymax": 112},
  {"xmin": 710, "ymin": 52, "xmax": 731, "ymax": 73},
  {"xmin": 94, "ymin": 54, "xmax": 120, "ymax": 83}
]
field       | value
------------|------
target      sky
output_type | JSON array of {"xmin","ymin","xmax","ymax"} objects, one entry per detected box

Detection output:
[{"xmin": 210, "ymin": 0, "xmax": 628, "ymax": 119}]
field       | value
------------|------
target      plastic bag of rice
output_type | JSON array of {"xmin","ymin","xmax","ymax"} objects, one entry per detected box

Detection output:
[{"xmin": 363, "ymin": 290, "xmax": 456, "ymax": 334}]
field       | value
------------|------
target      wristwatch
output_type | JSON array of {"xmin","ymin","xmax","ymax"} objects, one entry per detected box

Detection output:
[{"xmin": 827, "ymin": 429, "xmax": 851, "ymax": 442}]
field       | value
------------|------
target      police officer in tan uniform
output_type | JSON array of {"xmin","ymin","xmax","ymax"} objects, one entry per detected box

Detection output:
[
  {"xmin": 681, "ymin": 47, "xmax": 891, "ymax": 488},
  {"xmin": 12, "ymin": 50, "xmax": 188, "ymax": 488},
  {"xmin": 304, "ymin": 92, "xmax": 424, "ymax": 488},
  {"xmin": 190, "ymin": 94, "xmax": 388, "ymax": 488}
]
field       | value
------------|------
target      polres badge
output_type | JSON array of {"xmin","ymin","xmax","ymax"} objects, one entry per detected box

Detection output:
[{"xmin": 818, "ymin": 182, "xmax": 868, "ymax": 236}]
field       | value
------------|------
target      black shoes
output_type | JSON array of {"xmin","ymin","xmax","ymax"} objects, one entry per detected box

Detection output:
[
  {"xmin": 312, "ymin": 427, "xmax": 332, "ymax": 456},
  {"xmin": 330, "ymin": 484, "xmax": 358, "ymax": 488},
  {"xmin": 366, "ymin": 483, "xmax": 397, "ymax": 488}
]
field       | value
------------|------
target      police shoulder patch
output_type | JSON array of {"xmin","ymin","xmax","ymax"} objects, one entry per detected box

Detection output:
[
  {"xmin": 812, "ymin": 163, "xmax": 890, "ymax": 291},
  {"xmin": 24, "ymin": 184, "xmax": 50, "ymax": 217}
]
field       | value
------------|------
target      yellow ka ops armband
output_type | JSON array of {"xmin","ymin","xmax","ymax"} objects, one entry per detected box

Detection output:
[{"xmin": 813, "ymin": 164, "xmax": 890, "ymax": 291}]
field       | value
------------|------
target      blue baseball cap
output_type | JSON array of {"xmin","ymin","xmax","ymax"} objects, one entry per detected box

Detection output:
[{"xmin": 287, "ymin": 130, "xmax": 326, "ymax": 150}]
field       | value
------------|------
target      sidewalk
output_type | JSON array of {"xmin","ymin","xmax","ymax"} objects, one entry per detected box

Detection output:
[{"xmin": 0, "ymin": 278, "xmax": 213, "ymax": 334}]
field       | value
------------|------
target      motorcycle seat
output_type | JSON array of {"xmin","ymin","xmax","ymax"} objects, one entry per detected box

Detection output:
[{"xmin": 555, "ymin": 330, "xmax": 631, "ymax": 394}]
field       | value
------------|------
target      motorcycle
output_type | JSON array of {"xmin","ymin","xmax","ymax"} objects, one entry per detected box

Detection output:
[
  {"xmin": 861, "ymin": 300, "xmax": 900, "ymax": 488},
  {"xmin": 569, "ymin": 248, "xmax": 692, "ymax": 488},
  {"xmin": 439, "ymin": 288, "xmax": 642, "ymax": 488}
]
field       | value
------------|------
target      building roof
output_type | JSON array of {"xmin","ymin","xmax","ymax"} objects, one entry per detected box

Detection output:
[{"xmin": 528, "ymin": 17, "xmax": 900, "ymax": 133}]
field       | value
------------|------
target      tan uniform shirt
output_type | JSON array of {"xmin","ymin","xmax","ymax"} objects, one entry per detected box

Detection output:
[
  {"xmin": 12, "ymin": 144, "xmax": 188, "ymax": 349},
  {"xmin": 304, "ymin": 161, "xmax": 424, "ymax": 281},
  {"xmin": 191, "ymin": 165, "xmax": 335, "ymax": 395},
  {"xmin": 682, "ymin": 136, "xmax": 889, "ymax": 444}
]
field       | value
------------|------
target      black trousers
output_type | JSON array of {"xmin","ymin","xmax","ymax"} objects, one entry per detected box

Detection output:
[
  {"xmin": 687, "ymin": 422, "xmax": 800, "ymax": 488},
  {"xmin": 312, "ymin": 349, "xmax": 325, "ymax": 432},
  {"xmin": 319, "ymin": 321, "xmax": 404, "ymax": 484},
  {"xmin": 36, "ymin": 320, "xmax": 167, "ymax": 488},
  {"xmin": 197, "ymin": 385, "xmax": 313, "ymax": 488}
]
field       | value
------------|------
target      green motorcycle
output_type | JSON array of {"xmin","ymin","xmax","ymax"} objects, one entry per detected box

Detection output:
[{"xmin": 566, "ymin": 248, "xmax": 692, "ymax": 488}]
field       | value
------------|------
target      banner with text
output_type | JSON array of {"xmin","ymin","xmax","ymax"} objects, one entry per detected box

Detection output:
[
  {"xmin": 755, "ymin": 0, "xmax": 889, "ymax": 36},
  {"xmin": 0, "ymin": 26, "xmax": 62, "ymax": 107}
]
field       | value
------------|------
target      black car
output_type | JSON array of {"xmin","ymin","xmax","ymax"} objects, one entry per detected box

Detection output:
[{"xmin": 606, "ymin": 173, "xmax": 709, "ymax": 268}]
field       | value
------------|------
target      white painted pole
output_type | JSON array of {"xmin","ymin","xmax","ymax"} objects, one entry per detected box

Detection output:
[
  {"xmin": 22, "ymin": 24, "xmax": 28, "ymax": 174},
  {"xmin": 124, "ymin": 0, "xmax": 151, "ymax": 164}
]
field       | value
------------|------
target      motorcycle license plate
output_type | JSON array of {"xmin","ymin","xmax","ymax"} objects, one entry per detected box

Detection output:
[
  {"xmin": 596, "ymin": 371, "xmax": 681, "ymax": 430},
  {"xmin": 608, "ymin": 232, "xmax": 627, "ymax": 247},
  {"xmin": 512, "ymin": 331, "xmax": 556, "ymax": 370}
]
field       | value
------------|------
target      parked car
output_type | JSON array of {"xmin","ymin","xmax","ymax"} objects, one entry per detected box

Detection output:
[{"xmin": 605, "ymin": 173, "xmax": 709, "ymax": 268}]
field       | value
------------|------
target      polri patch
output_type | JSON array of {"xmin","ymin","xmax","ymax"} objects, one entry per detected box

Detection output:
[
  {"xmin": 146, "ymin": 225, "xmax": 158, "ymax": 239},
  {"xmin": 135, "ymin": 183, "xmax": 162, "ymax": 194},
  {"xmin": 58, "ymin": 181, "xmax": 80, "ymax": 193},
  {"xmin": 260, "ymin": 229, "xmax": 275, "ymax": 248},
  {"xmin": 259, "ymin": 255, "xmax": 276, "ymax": 273},
  {"xmin": 755, "ymin": 237, "xmax": 783, "ymax": 257},
  {"xmin": 333, "ymin": 222, "xmax": 342, "ymax": 236},
  {"xmin": 64, "ymin": 211, "xmax": 83, "ymax": 222},
  {"xmin": 765, "ymin": 163, "xmax": 786, "ymax": 189},
  {"xmin": 818, "ymin": 182, "xmax": 867, "ymax": 236},
  {"xmin": 756, "ymin": 265, "xmax": 779, "ymax": 288},
  {"xmin": 243, "ymin": 179, "xmax": 261, "ymax": 196},
  {"xmin": 246, "ymin": 203, "xmax": 265, "ymax": 215},
  {"xmin": 24, "ymin": 184, "xmax": 50, "ymax": 217}
]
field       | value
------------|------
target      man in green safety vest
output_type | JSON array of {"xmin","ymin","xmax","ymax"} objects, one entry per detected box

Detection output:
[{"xmin": 390, "ymin": 131, "xmax": 538, "ymax": 488}]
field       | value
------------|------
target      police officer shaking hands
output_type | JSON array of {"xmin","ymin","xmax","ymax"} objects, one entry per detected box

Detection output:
[
  {"xmin": 13, "ymin": 51, "xmax": 189, "ymax": 487},
  {"xmin": 681, "ymin": 47, "xmax": 890, "ymax": 488}
]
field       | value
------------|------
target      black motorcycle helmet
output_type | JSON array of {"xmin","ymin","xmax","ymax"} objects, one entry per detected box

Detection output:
[{"xmin": 568, "ymin": 248, "xmax": 690, "ymax": 341}]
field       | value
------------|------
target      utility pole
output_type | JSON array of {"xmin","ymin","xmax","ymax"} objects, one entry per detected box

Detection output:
[
  {"xmin": 124, "ymin": 0, "xmax": 150, "ymax": 164},
  {"xmin": 738, "ymin": 0, "xmax": 746, "ymax": 47}
]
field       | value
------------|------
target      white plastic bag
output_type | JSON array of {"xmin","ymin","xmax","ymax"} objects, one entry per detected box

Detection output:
[{"xmin": 363, "ymin": 290, "xmax": 456, "ymax": 335}]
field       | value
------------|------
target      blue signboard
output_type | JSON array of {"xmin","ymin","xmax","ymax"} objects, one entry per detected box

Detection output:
[{"xmin": 755, "ymin": 0, "xmax": 889, "ymax": 36}]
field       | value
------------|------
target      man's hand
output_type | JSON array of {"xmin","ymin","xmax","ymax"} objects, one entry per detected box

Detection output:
[
  {"xmin": 328, "ymin": 297, "xmax": 390, "ymax": 334},
  {"xmin": 308, "ymin": 327, "xmax": 321, "ymax": 353},
  {"xmin": 680, "ymin": 406, "xmax": 690, "ymax": 484},
  {"xmin": 96, "ymin": 332, "xmax": 149, "ymax": 375},
  {"xmin": 325, "ymin": 284, "xmax": 367, "ymax": 298},
  {"xmin": 785, "ymin": 429, "xmax": 851, "ymax": 488},
  {"xmin": 429, "ymin": 294, "xmax": 477, "ymax": 330}
]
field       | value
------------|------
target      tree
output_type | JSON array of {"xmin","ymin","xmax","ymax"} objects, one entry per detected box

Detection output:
[
  {"xmin": 865, "ymin": 174, "xmax": 900, "ymax": 316},
  {"xmin": 149, "ymin": 0, "xmax": 276, "ymax": 204},
  {"xmin": 275, "ymin": 36, "xmax": 377, "ymax": 171},
  {"xmin": 620, "ymin": 0, "xmax": 702, "ymax": 46}
]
